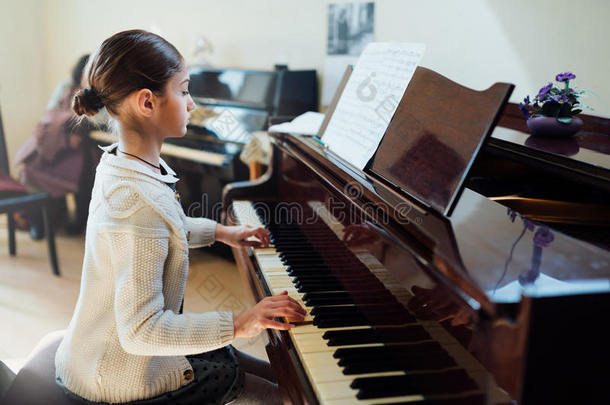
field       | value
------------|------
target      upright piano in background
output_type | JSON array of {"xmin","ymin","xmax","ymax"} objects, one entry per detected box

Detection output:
[{"xmin": 222, "ymin": 66, "xmax": 610, "ymax": 404}]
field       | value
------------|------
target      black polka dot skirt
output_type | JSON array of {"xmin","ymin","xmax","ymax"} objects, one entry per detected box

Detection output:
[{"xmin": 58, "ymin": 345, "xmax": 244, "ymax": 405}]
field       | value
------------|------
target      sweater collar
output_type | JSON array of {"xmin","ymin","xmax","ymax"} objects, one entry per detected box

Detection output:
[{"xmin": 98, "ymin": 143, "xmax": 179, "ymax": 184}]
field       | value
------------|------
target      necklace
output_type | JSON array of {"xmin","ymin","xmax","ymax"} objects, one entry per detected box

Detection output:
[{"xmin": 118, "ymin": 149, "xmax": 161, "ymax": 170}]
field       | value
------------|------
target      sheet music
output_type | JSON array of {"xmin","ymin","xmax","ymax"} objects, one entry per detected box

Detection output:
[
  {"xmin": 268, "ymin": 112, "xmax": 325, "ymax": 136},
  {"xmin": 321, "ymin": 42, "xmax": 425, "ymax": 169}
]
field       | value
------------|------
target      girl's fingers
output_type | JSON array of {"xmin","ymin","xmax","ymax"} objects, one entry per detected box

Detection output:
[
  {"xmin": 240, "ymin": 240, "xmax": 262, "ymax": 247},
  {"xmin": 241, "ymin": 226, "xmax": 265, "ymax": 238},
  {"xmin": 267, "ymin": 309, "xmax": 306, "ymax": 320},
  {"xmin": 252, "ymin": 228, "xmax": 267, "ymax": 244},
  {"xmin": 270, "ymin": 301, "xmax": 307, "ymax": 315},
  {"xmin": 268, "ymin": 296, "xmax": 307, "ymax": 312},
  {"xmin": 266, "ymin": 294, "xmax": 303, "ymax": 310},
  {"xmin": 260, "ymin": 318, "xmax": 294, "ymax": 331},
  {"xmin": 238, "ymin": 227, "xmax": 270, "ymax": 247}
]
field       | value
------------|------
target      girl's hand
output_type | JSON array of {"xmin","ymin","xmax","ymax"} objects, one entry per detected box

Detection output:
[
  {"xmin": 233, "ymin": 291, "xmax": 307, "ymax": 338},
  {"xmin": 215, "ymin": 224, "xmax": 270, "ymax": 248}
]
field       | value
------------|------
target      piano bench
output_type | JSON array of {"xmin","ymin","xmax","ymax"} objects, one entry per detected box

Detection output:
[{"xmin": 0, "ymin": 330, "xmax": 80, "ymax": 405}]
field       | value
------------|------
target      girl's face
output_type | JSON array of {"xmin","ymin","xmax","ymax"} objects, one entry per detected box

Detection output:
[{"xmin": 157, "ymin": 66, "xmax": 195, "ymax": 138}]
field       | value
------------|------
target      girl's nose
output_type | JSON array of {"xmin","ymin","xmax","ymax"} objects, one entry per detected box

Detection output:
[{"xmin": 187, "ymin": 96, "xmax": 195, "ymax": 112}]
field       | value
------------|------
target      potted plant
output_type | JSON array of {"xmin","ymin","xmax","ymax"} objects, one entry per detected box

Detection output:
[{"xmin": 519, "ymin": 72, "xmax": 591, "ymax": 137}]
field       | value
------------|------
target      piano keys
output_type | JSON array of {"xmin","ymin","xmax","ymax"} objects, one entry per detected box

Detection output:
[
  {"xmin": 231, "ymin": 200, "xmax": 510, "ymax": 404},
  {"xmin": 222, "ymin": 66, "xmax": 610, "ymax": 404}
]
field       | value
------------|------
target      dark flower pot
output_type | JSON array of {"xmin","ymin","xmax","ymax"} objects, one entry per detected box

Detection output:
[
  {"xmin": 524, "ymin": 136, "xmax": 580, "ymax": 156},
  {"xmin": 526, "ymin": 116, "xmax": 583, "ymax": 138}
]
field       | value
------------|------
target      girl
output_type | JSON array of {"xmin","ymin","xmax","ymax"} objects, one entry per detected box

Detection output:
[{"xmin": 55, "ymin": 29, "xmax": 306, "ymax": 405}]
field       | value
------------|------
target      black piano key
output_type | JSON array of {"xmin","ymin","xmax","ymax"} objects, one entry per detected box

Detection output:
[
  {"xmin": 291, "ymin": 274, "xmax": 340, "ymax": 281},
  {"xmin": 374, "ymin": 325, "xmax": 432, "ymax": 342},
  {"xmin": 295, "ymin": 279, "xmax": 344, "ymax": 287},
  {"xmin": 312, "ymin": 304, "xmax": 407, "ymax": 318},
  {"xmin": 303, "ymin": 291, "xmax": 401, "ymax": 307},
  {"xmin": 296, "ymin": 280, "xmax": 382, "ymax": 291},
  {"xmin": 353, "ymin": 375, "xmax": 419, "ymax": 399},
  {"xmin": 293, "ymin": 273, "xmax": 373, "ymax": 281},
  {"xmin": 412, "ymin": 369, "xmax": 478, "ymax": 395},
  {"xmin": 280, "ymin": 251, "xmax": 351, "ymax": 258},
  {"xmin": 287, "ymin": 263, "xmax": 364, "ymax": 271},
  {"xmin": 298, "ymin": 285, "xmax": 345, "ymax": 293},
  {"xmin": 303, "ymin": 292, "xmax": 354, "ymax": 306},
  {"xmin": 352, "ymin": 369, "xmax": 478, "ymax": 399},
  {"xmin": 314, "ymin": 312, "xmax": 410, "ymax": 327},
  {"xmin": 343, "ymin": 360, "xmax": 402, "ymax": 374},
  {"xmin": 302, "ymin": 291, "xmax": 349, "ymax": 300},
  {"xmin": 314, "ymin": 316, "xmax": 370, "ymax": 328},
  {"xmin": 308, "ymin": 287, "xmax": 397, "ymax": 297},
  {"xmin": 323, "ymin": 325, "xmax": 432, "ymax": 346},
  {"xmin": 334, "ymin": 341, "xmax": 445, "ymax": 361},
  {"xmin": 295, "ymin": 281, "xmax": 343, "ymax": 291},
  {"xmin": 281, "ymin": 258, "xmax": 328, "ymax": 265},
  {"xmin": 287, "ymin": 265, "xmax": 332, "ymax": 273},
  {"xmin": 311, "ymin": 306, "xmax": 360, "ymax": 317},
  {"xmin": 323, "ymin": 328, "xmax": 380, "ymax": 345},
  {"xmin": 289, "ymin": 269, "xmax": 333, "ymax": 277},
  {"xmin": 313, "ymin": 311, "xmax": 367, "ymax": 323},
  {"xmin": 340, "ymin": 352, "xmax": 457, "ymax": 373}
]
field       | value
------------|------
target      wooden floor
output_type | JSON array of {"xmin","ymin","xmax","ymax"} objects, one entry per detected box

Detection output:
[{"xmin": 0, "ymin": 216, "xmax": 267, "ymax": 374}]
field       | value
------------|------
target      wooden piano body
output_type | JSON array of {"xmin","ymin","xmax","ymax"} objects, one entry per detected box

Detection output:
[{"xmin": 222, "ymin": 67, "xmax": 610, "ymax": 404}]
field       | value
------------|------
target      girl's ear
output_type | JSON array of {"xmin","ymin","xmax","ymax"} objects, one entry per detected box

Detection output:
[{"xmin": 134, "ymin": 89, "xmax": 155, "ymax": 117}]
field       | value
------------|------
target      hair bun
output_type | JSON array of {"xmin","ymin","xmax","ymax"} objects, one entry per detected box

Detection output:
[{"xmin": 72, "ymin": 87, "xmax": 104, "ymax": 117}]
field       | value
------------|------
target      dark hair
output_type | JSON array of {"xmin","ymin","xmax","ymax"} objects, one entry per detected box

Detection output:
[
  {"xmin": 72, "ymin": 30, "xmax": 184, "ymax": 117},
  {"xmin": 71, "ymin": 54, "xmax": 90, "ymax": 86}
]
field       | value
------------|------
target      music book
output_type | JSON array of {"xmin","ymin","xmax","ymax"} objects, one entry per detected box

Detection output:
[{"xmin": 320, "ymin": 42, "xmax": 425, "ymax": 169}]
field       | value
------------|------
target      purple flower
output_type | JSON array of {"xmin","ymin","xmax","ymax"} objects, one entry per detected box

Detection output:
[
  {"xmin": 519, "ymin": 103, "xmax": 529, "ymax": 119},
  {"xmin": 533, "ymin": 227, "xmax": 554, "ymax": 248},
  {"xmin": 536, "ymin": 82, "xmax": 553, "ymax": 101},
  {"xmin": 556, "ymin": 72, "xmax": 576, "ymax": 82},
  {"xmin": 551, "ymin": 93, "xmax": 569, "ymax": 103}
]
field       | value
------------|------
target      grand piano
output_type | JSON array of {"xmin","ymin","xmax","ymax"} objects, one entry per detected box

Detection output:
[{"xmin": 222, "ymin": 67, "xmax": 610, "ymax": 404}]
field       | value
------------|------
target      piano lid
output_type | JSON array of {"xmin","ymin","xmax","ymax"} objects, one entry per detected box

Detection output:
[
  {"xmin": 368, "ymin": 67, "xmax": 514, "ymax": 216},
  {"xmin": 449, "ymin": 188, "xmax": 610, "ymax": 303}
]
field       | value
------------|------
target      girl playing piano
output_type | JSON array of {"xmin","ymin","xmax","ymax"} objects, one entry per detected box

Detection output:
[{"xmin": 54, "ymin": 29, "xmax": 306, "ymax": 405}]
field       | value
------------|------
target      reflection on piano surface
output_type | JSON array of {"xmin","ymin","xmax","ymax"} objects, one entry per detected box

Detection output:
[{"xmin": 222, "ymin": 67, "xmax": 610, "ymax": 404}]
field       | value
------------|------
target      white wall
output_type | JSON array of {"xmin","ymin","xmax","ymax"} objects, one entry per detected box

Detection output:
[
  {"xmin": 0, "ymin": 0, "xmax": 46, "ymax": 174},
  {"xmin": 2, "ymin": 0, "xmax": 609, "ymax": 172}
]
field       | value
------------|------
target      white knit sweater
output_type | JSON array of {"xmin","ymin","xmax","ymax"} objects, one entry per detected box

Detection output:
[{"xmin": 55, "ymin": 143, "xmax": 235, "ymax": 403}]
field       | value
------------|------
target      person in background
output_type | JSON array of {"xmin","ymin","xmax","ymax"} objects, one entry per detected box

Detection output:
[
  {"xmin": 54, "ymin": 30, "xmax": 305, "ymax": 405},
  {"xmin": 14, "ymin": 54, "xmax": 95, "ymax": 238}
]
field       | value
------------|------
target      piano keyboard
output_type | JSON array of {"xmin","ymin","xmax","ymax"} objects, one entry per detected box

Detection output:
[{"xmin": 231, "ymin": 200, "xmax": 507, "ymax": 405}]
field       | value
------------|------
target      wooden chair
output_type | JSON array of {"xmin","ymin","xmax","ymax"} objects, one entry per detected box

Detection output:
[{"xmin": 0, "ymin": 105, "xmax": 59, "ymax": 276}]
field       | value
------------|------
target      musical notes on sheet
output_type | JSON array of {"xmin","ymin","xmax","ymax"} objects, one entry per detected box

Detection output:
[{"xmin": 321, "ymin": 42, "xmax": 425, "ymax": 170}]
